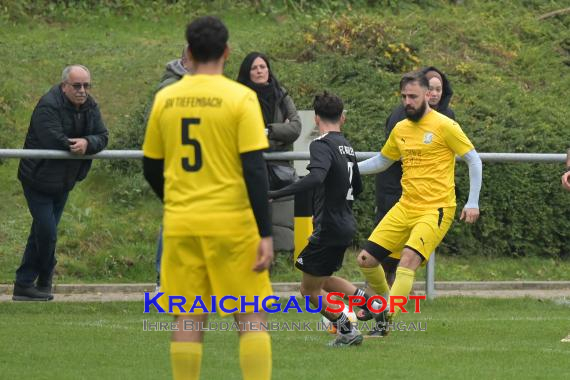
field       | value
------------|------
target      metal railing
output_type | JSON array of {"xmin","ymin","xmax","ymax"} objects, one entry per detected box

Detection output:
[
  {"xmin": 0, "ymin": 149, "xmax": 566, "ymax": 299},
  {"xmin": 0, "ymin": 149, "xmax": 566, "ymax": 163}
]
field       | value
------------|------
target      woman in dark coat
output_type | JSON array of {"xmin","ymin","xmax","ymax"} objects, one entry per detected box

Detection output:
[{"xmin": 237, "ymin": 52, "xmax": 302, "ymax": 252}]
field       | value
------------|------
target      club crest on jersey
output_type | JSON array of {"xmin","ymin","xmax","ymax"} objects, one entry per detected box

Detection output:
[{"xmin": 423, "ymin": 132, "xmax": 433, "ymax": 144}]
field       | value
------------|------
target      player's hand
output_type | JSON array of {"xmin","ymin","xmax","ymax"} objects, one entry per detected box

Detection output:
[
  {"xmin": 562, "ymin": 171, "xmax": 570, "ymax": 191},
  {"xmin": 460, "ymin": 207, "xmax": 479, "ymax": 224},
  {"xmin": 253, "ymin": 237, "xmax": 274, "ymax": 272},
  {"xmin": 69, "ymin": 138, "xmax": 88, "ymax": 155}
]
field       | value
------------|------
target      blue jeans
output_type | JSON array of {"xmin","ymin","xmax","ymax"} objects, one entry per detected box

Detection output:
[{"xmin": 15, "ymin": 185, "xmax": 69, "ymax": 287}]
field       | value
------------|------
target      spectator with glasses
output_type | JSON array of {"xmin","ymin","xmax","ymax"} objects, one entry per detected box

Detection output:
[{"xmin": 14, "ymin": 64, "xmax": 108, "ymax": 301}]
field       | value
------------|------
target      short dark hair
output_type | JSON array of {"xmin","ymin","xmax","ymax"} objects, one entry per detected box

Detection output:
[
  {"xmin": 185, "ymin": 16, "xmax": 228, "ymax": 63},
  {"xmin": 313, "ymin": 91, "xmax": 344, "ymax": 122},
  {"xmin": 400, "ymin": 70, "xmax": 429, "ymax": 91}
]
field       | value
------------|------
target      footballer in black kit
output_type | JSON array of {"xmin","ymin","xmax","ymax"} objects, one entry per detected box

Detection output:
[
  {"xmin": 270, "ymin": 92, "xmax": 388, "ymax": 346},
  {"xmin": 269, "ymin": 129, "xmax": 362, "ymax": 275}
]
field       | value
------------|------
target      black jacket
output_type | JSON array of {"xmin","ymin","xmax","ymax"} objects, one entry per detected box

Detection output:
[
  {"xmin": 375, "ymin": 67, "xmax": 456, "ymax": 204},
  {"xmin": 18, "ymin": 85, "xmax": 108, "ymax": 194}
]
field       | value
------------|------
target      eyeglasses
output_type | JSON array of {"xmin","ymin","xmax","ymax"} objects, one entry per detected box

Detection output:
[{"xmin": 66, "ymin": 82, "xmax": 92, "ymax": 91}]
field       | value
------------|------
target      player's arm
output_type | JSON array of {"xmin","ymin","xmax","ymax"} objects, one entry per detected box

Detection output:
[
  {"xmin": 268, "ymin": 167, "xmax": 327, "ymax": 200},
  {"xmin": 142, "ymin": 93, "xmax": 165, "ymax": 202},
  {"xmin": 269, "ymin": 139, "xmax": 331, "ymax": 199},
  {"xmin": 143, "ymin": 157, "xmax": 164, "ymax": 201},
  {"xmin": 359, "ymin": 127, "xmax": 399, "ymax": 175},
  {"xmin": 357, "ymin": 153, "xmax": 395, "ymax": 175},
  {"xmin": 238, "ymin": 89, "xmax": 274, "ymax": 272},
  {"xmin": 443, "ymin": 121, "xmax": 482, "ymax": 224},
  {"xmin": 460, "ymin": 149, "xmax": 482, "ymax": 223},
  {"xmin": 241, "ymin": 149, "xmax": 274, "ymax": 273},
  {"xmin": 241, "ymin": 150, "xmax": 272, "ymax": 238}
]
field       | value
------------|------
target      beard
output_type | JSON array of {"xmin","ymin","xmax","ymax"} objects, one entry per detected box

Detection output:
[{"xmin": 405, "ymin": 101, "xmax": 427, "ymax": 122}]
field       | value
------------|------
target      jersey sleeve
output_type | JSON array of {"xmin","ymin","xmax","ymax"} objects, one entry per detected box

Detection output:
[
  {"xmin": 142, "ymin": 94, "xmax": 165, "ymax": 159},
  {"xmin": 380, "ymin": 127, "xmax": 401, "ymax": 161},
  {"xmin": 443, "ymin": 120, "xmax": 474, "ymax": 156},
  {"xmin": 237, "ymin": 90, "xmax": 269, "ymax": 154},
  {"xmin": 307, "ymin": 139, "xmax": 333, "ymax": 173}
]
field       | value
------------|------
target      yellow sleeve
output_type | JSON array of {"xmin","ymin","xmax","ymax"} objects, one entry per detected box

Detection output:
[
  {"xmin": 443, "ymin": 120, "xmax": 474, "ymax": 156},
  {"xmin": 142, "ymin": 95, "xmax": 165, "ymax": 159},
  {"xmin": 237, "ymin": 90, "xmax": 269, "ymax": 154},
  {"xmin": 380, "ymin": 127, "xmax": 401, "ymax": 161}
]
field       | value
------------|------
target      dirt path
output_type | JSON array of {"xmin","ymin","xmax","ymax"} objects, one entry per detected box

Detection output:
[{"xmin": 1, "ymin": 286, "xmax": 569, "ymax": 303}]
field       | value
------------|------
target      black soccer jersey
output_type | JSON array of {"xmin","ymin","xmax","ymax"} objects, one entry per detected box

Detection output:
[{"xmin": 308, "ymin": 132, "xmax": 362, "ymax": 246}]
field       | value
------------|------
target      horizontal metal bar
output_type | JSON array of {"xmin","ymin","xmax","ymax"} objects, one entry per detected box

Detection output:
[
  {"xmin": 0, "ymin": 149, "xmax": 566, "ymax": 163},
  {"xmin": 476, "ymin": 153, "xmax": 565, "ymax": 163},
  {"xmin": 269, "ymin": 152, "xmax": 567, "ymax": 162},
  {"xmin": 0, "ymin": 149, "xmax": 142, "ymax": 159}
]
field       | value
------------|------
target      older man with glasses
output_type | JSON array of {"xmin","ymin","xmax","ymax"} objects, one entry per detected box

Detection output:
[{"xmin": 14, "ymin": 64, "xmax": 108, "ymax": 301}]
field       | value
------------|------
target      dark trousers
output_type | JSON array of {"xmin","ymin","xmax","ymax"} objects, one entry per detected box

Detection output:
[{"xmin": 15, "ymin": 185, "xmax": 69, "ymax": 287}]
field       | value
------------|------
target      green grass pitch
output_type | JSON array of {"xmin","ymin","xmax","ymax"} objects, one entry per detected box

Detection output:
[{"xmin": 1, "ymin": 297, "xmax": 569, "ymax": 379}]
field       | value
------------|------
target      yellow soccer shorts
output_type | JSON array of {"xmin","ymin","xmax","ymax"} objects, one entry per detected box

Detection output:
[
  {"xmin": 158, "ymin": 233, "xmax": 273, "ymax": 316},
  {"xmin": 365, "ymin": 202, "xmax": 456, "ymax": 262}
]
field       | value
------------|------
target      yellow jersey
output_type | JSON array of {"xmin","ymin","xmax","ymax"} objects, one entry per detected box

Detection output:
[
  {"xmin": 381, "ymin": 110, "xmax": 474, "ymax": 210},
  {"xmin": 142, "ymin": 74, "xmax": 268, "ymax": 236}
]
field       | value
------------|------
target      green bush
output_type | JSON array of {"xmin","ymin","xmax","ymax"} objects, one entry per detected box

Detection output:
[
  {"xmin": 301, "ymin": 16, "xmax": 421, "ymax": 73},
  {"xmin": 105, "ymin": 89, "xmax": 153, "ymax": 174},
  {"xmin": 279, "ymin": 8, "xmax": 570, "ymax": 258}
]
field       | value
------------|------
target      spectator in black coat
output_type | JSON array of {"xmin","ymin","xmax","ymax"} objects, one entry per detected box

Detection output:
[
  {"xmin": 237, "ymin": 52, "xmax": 302, "ymax": 252},
  {"xmin": 14, "ymin": 64, "xmax": 108, "ymax": 301}
]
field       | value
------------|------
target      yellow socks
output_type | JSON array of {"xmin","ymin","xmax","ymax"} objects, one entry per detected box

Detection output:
[
  {"xmin": 170, "ymin": 341, "xmax": 203, "ymax": 380},
  {"xmin": 170, "ymin": 332, "xmax": 271, "ymax": 380},
  {"xmin": 361, "ymin": 266, "xmax": 390, "ymax": 295},
  {"xmin": 240, "ymin": 332, "xmax": 272, "ymax": 380},
  {"xmin": 389, "ymin": 267, "xmax": 416, "ymax": 317}
]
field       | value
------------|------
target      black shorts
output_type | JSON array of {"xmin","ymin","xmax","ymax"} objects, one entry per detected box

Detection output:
[
  {"xmin": 294, "ymin": 242, "xmax": 348, "ymax": 277},
  {"xmin": 381, "ymin": 255, "xmax": 400, "ymax": 272}
]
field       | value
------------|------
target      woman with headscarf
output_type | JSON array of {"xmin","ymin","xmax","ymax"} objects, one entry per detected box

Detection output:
[{"xmin": 237, "ymin": 52, "xmax": 302, "ymax": 253}]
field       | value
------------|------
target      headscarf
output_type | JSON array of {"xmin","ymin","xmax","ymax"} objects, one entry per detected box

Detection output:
[
  {"xmin": 421, "ymin": 66, "xmax": 454, "ymax": 112},
  {"xmin": 425, "ymin": 70, "xmax": 443, "ymax": 85}
]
